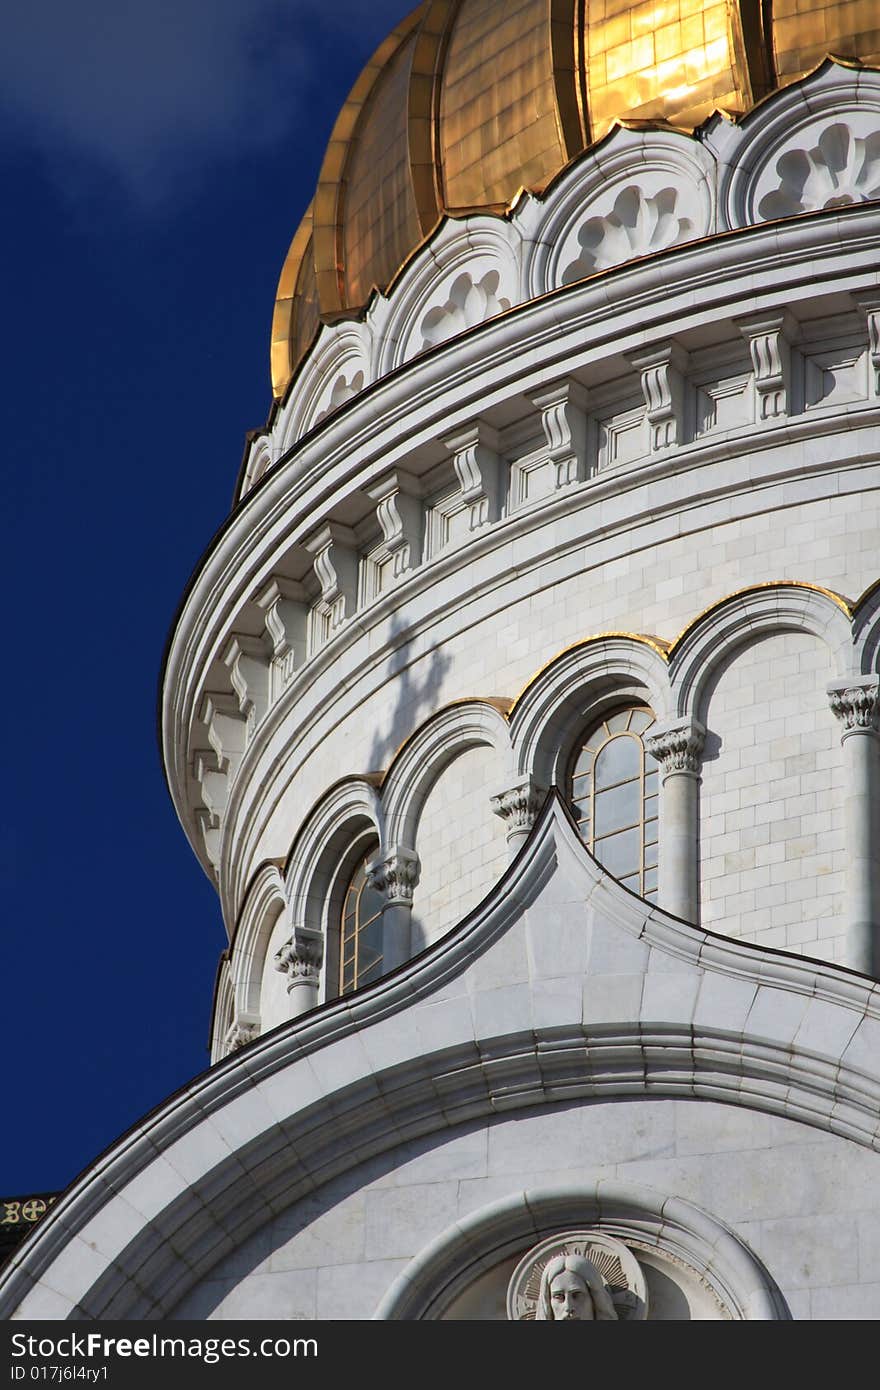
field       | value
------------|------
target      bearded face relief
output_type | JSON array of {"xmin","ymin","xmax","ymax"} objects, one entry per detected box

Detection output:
[
  {"xmin": 542, "ymin": 1257, "xmax": 604, "ymax": 1320},
  {"xmin": 507, "ymin": 1232, "xmax": 648, "ymax": 1321}
]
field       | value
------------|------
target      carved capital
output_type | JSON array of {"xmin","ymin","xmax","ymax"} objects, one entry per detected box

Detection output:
[
  {"xmin": 828, "ymin": 679, "xmax": 880, "ymax": 735},
  {"xmin": 737, "ymin": 311, "xmax": 795, "ymax": 420},
  {"xmin": 442, "ymin": 421, "xmax": 503, "ymax": 532},
  {"xmin": 645, "ymin": 719, "xmax": 706, "ymax": 775},
  {"xmin": 531, "ymin": 380, "xmax": 589, "ymax": 487},
  {"xmin": 629, "ymin": 343, "xmax": 687, "ymax": 451},
  {"xmin": 367, "ymin": 846, "xmax": 421, "ymax": 905},
  {"xmin": 223, "ymin": 1018, "xmax": 258, "ymax": 1055},
  {"xmin": 490, "ymin": 777, "xmax": 546, "ymax": 837},
  {"xmin": 274, "ymin": 929, "xmax": 324, "ymax": 991}
]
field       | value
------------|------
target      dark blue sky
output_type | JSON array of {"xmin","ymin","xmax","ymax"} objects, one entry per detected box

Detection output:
[{"xmin": 2, "ymin": 1, "xmax": 407, "ymax": 1195}]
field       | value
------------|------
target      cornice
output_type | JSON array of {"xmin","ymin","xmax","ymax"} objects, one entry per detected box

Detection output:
[
  {"xmin": 159, "ymin": 208, "xmax": 880, "ymax": 891},
  {"xmin": 217, "ymin": 444, "xmax": 874, "ymax": 921}
]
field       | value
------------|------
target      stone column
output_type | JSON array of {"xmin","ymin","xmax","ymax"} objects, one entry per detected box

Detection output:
[
  {"xmin": 645, "ymin": 719, "xmax": 705, "ymax": 924},
  {"xmin": 367, "ymin": 847, "xmax": 421, "ymax": 973},
  {"xmin": 490, "ymin": 777, "xmax": 546, "ymax": 860},
  {"xmin": 828, "ymin": 679, "xmax": 880, "ymax": 976},
  {"xmin": 274, "ymin": 929, "xmax": 324, "ymax": 1018}
]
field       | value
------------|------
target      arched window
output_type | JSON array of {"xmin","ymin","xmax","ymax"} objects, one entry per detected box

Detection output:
[
  {"xmin": 569, "ymin": 706, "xmax": 658, "ymax": 900},
  {"xmin": 339, "ymin": 851, "xmax": 385, "ymax": 995}
]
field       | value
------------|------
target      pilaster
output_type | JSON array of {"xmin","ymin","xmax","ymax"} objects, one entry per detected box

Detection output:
[
  {"xmin": 304, "ymin": 522, "xmax": 359, "ymax": 640},
  {"xmin": 256, "ymin": 577, "xmax": 308, "ymax": 696},
  {"xmin": 222, "ymin": 635, "xmax": 269, "ymax": 738}
]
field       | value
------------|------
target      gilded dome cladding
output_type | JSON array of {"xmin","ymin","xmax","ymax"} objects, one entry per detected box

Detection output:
[{"xmin": 271, "ymin": 0, "xmax": 880, "ymax": 400}]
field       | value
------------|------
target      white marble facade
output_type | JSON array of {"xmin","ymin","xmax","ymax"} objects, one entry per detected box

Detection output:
[{"xmin": 3, "ymin": 58, "xmax": 880, "ymax": 1322}]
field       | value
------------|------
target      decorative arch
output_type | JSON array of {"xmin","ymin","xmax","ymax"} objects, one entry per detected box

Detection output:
[
  {"xmin": 238, "ymin": 434, "xmax": 275, "ymax": 499},
  {"xmin": 381, "ymin": 699, "xmax": 512, "ymax": 847},
  {"xmin": 374, "ymin": 1182, "xmax": 789, "ymax": 1320},
  {"xmin": 284, "ymin": 777, "xmax": 384, "ymax": 935},
  {"xmin": 276, "ymin": 321, "xmax": 373, "ymax": 453},
  {"xmin": 209, "ymin": 954, "xmax": 236, "ymax": 1065},
  {"xmin": 667, "ymin": 582, "xmax": 855, "ymax": 722},
  {"xmin": 285, "ymin": 778, "xmax": 384, "ymax": 1004},
  {"xmin": 520, "ymin": 125, "xmax": 715, "ymax": 299},
  {"xmin": 508, "ymin": 635, "xmax": 671, "ymax": 789},
  {"xmin": 224, "ymin": 861, "xmax": 287, "ymax": 1044},
  {"xmin": 853, "ymin": 578, "xmax": 880, "ymax": 677},
  {"xmin": 4, "ymin": 796, "xmax": 880, "ymax": 1321},
  {"xmin": 713, "ymin": 60, "xmax": 880, "ymax": 232},
  {"xmin": 374, "ymin": 216, "xmax": 522, "ymax": 376}
]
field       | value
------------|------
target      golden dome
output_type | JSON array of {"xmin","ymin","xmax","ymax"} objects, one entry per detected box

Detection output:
[{"xmin": 271, "ymin": 0, "xmax": 880, "ymax": 400}]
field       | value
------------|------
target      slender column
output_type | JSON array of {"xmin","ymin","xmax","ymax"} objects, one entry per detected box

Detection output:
[
  {"xmin": 645, "ymin": 719, "xmax": 705, "ymax": 923},
  {"xmin": 274, "ymin": 928, "xmax": 324, "ymax": 1018},
  {"xmin": 367, "ymin": 847, "xmax": 421, "ymax": 972},
  {"xmin": 490, "ymin": 777, "xmax": 546, "ymax": 860},
  {"xmin": 828, "ymin": 679, "xmax": 880, "ymax": 976}
]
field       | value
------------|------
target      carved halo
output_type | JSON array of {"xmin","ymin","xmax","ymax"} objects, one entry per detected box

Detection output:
[{"xmin": 507, "ymin": 1231, "xmax": 648, "ymax": 1321}]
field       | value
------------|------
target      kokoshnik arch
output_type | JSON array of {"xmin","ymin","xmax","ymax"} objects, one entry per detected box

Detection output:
[{"xmin": 4, "ymin": 0, "xmax": 880, "ymax": 1321}]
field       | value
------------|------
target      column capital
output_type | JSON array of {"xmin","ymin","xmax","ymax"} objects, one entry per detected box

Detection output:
[
  {"xmin": 274, "ymin": 929, "xmax": 324, "ymax": 992},
  {"xmin": 645, "ymin": 719, "xmax": 706, "ymax": 776},
  {"xmin": 828, "ymin": 679, "xmax": 880, "ymax": 735},
  {"xmin": 490, "ymin": 776, "xmax": 546, "ymax": 837},
  {"xmin": 367, "ymin": 846, "xmax": 421, "ymax": 905},
  {"xmin": 223, "ymin": 1017, "xmax": 259, "ymax": 1055}
]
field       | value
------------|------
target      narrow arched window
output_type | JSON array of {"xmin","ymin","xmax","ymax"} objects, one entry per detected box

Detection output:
[
  {"xmin": 339, "ymin": 852, "xmax": 385, "ymax": 995},
  {"xmin": 569, "ymin": 706, "xmax": 658, "ymax": 900}
]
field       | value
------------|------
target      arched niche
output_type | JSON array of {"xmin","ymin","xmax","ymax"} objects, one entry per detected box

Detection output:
[{"xmin": 375, "ymin": 1183, "xmax": 788, "ymax": 1321}]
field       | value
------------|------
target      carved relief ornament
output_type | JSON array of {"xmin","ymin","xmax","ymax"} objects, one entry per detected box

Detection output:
[
  {"xmin": 828, "ymin": 680, "xmax": 880, "ymax": 734},
  {"xmin": 507, "ymin": 1231, "xmax": 648, "ymax": 1320},
  {"xmin": 490, "ymin": 777, "xmax": 546, "ymax": 836},
  {"xmin": 645, "ymin": 719, "xmax": 706, "ymax": 776},
  {"xmin": 366, "ymin": 847, "xmax": 421, "ymax": 905},
  {"xmin": 274, "ymin": 931, "xmax": 323, "ymax": 990}
]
